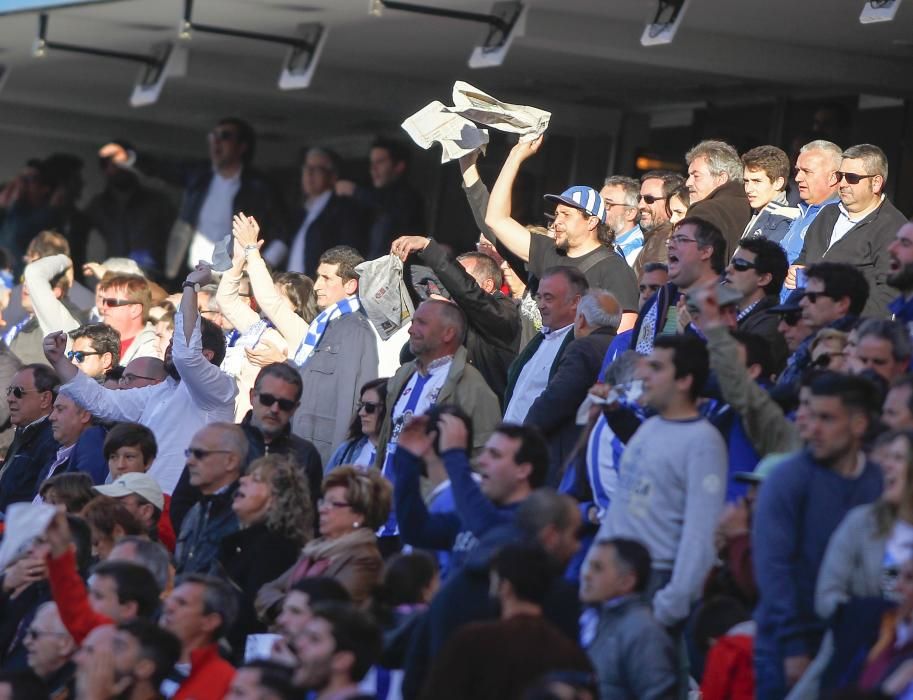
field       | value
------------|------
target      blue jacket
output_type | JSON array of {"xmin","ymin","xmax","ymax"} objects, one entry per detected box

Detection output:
[
  {"xmin": 0, "ymin": 417, "xmax": 57, "ymax": 513},
  {"xmin": 752, "ymin": 450, "xmax": 882, "ymax": 659},
  {"xmin": 780, "ymin": 195, "xmax": 840, "ymax": 267},
  {"xmin": 56, "ymin": 425, "xmax": 107, "ymax": 485}
]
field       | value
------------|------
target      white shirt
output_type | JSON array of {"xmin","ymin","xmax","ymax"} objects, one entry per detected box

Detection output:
[
  {"xmin": 61, "ymin": 312, "xmax": 238, "ymax": 494},
  {"xmin": 287, "ymin": 190, "xmax": 332, "ymax": 274},
  {"xmin": 503, "ymin": 324, "xmax": 573, "ymax": 423},
  {"xmin": 828, "ymin": 196, "xmax": 885, "ymax": 251},
  {"xmin": 189, "ymin": 168, "xmax": 242, "ymax": 265}
]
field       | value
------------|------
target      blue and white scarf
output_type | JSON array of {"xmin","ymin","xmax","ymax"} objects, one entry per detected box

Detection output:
[{"xmin": 293, "ymin": 296, "xmax": 361, "ymax": 366}]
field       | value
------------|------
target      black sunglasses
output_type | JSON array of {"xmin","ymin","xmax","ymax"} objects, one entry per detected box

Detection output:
[
  {"xmin": 357, "ymin": 401, "xmax": 382, "ymax": 415},
  {"xmin": 101, "ymin": 297, "xmax": 138, "ymax": 308},
  {"xmin": 184, "ymin": 447, "xmax": 233, "ymax": 460},
  {"xmin": 730, "ymin": 257, "xmax": 757, "ymax": 272},
  {"xmin": 779, "ymin": 312, "xmax": 802, "ymax": 327},
  {"xmin": 835, "ymin": 171, "xmax": 876, "ymax": 185},
  {"xmin": 638, "ymin": 194, "xmax": 666, "ymax": 204},
  {"xmin": 803, "ymin": 291, "xmax": 834, "ymax": 304},
  {"xmin": 257, "ymin": 393, "xmax": 297, "ymax": 412},
  {"xmin": 66, "ymin": 350, "xmax": 101, "ymax": 364},
  {"xmin": 6, "ymin": 386, "xmax": 38, "ymax": 398}
]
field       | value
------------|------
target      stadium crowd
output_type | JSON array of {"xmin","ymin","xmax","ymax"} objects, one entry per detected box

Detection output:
[{"xmin": 0, "ymin": 112, "xmax": 912, "ymax": 700}]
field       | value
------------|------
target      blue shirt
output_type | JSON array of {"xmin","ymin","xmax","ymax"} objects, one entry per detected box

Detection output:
[
  {"xmin": 780, "ymin": 195, "xmax": 840, "ymax": 267},
  {"xmin": 890, "ymin": 294, "xmax": 913, "ymax": 324},
  {"xmin": 615, "ymin": 225, "xmax": 644, "ymax": 265}
]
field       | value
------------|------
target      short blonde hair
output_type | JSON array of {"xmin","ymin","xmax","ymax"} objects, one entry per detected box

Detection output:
[{"xmin": 322, "ymin": 466, "xmax": 392, "ymax": 531}]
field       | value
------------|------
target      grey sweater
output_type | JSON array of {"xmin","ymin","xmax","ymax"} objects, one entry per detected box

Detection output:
[{"xmin": 598, "ymin": 416, "xmax": 727, "ymax": 626}]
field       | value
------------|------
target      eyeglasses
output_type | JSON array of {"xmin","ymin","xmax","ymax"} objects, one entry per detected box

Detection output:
[
  {"xmin": 317, "ymin": 498, "xmax": 352, "ymax": 510},
  {"xmin": 667, "ymin": 234, "xmax": 698, "ymax": 246},
  {"xmin": 257, "ymin": 393, "xmax": 297, "ymax": 412},
  {"xmin": 120, "ymin": 373, "xmax": 158, "ymax": 385},
  {"xmin": 835, "ymin": 171, "xmax": 876, "ymax": 185},
  {"xmin": 66, "ymin": 350, "xmax": 101, "ymax": 364},
  {"xmin": 803, "ymin": 291, "xmax": 835, "ymax": 304},
  {"xmin": 638, "ymin": 283, "xmax": 662, "ymax": 295},
  {"xmin": 209, "ymin": 128, "xmax": 238, "ymax": 142},
  {"xmin": 184, "ymin": 447, "xmax": 233, "ymax": 460},
  {"xmin": 730, "ymin": 257, "xmax": 758, "ymax": 272},
  {"xmin": 101, "ymin": 297, "xmax": 138, "ymax": 308},
  {"xmin": 357, "ymin": 401, "xmax": 382, "ymax": 415},
  {"xmin": 638, "ymin": 194, "xmax": 666, "ymax": 204},
  {"xmin": 6, "ymin": 386, "xmax": 38, "ymax": 398},
  {"xmin": 25, "ymin": 628, "xmax": 61, "ymax": 642},
  {"xmin": 778, "ymin": 312, "xmax": 802, "ymax": 327},
  {"xmin": 602, "ymin": 199, "xmax": 633, "ymax": 209}
]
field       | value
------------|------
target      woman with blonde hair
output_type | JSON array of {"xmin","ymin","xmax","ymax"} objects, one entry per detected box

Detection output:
[{"xmin": 256, "ymin": 465, "xmax": 392, "ymax": 620}]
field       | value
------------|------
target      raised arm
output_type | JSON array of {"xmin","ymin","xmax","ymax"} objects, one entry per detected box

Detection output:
[
  {"xmin": 484, "ymin": 136, "xmax": 544, "ymax": 263},
  {"xmin": 233, "ymin": 213, "xmax": 309, "ymax": 351},
  {"xmin": 24, "ymin": 254, "xmax": 81, "ymax": 335},
  {"xmin": 214, "ymin": 243, "xmax": 261, "ymax": 334},
  {"xmin": 171, "ymin": 307, "xmax": 237, "ymax": 412}
]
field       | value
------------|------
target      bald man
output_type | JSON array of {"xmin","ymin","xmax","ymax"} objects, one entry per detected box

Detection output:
[{"xmin": 119, "ymin": 356, "xmax": 168, "ymax": 389}]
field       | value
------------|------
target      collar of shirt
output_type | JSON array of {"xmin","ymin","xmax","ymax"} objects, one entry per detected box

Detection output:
[
  {"xmin": 416, "ymin": 354, "xmax": 453, "ymax": 378},
  {"xmin": 540, "ymin": 322, "xmax": 574, "ymax": 339},
  {"xmin": 615, "ymin": 225, "xmax": 643, "ymax": 250},
  {"xmin": 54, "ymin": 443, "xmax": 77, "ymax": 462},
  {"xmin": 304, "ymin": 189, "xmax": 332, "ymax": 220},
  {"xmin": 210, "ymin": 166, "xmax": 242, "ymax": 184},
  {"xmin": 737, "ymin": 299, "xmax": 760, "ymax": 322},
  {"xmin": 837, "ymin": 194, "xmax": 884, "ymax": 224}
]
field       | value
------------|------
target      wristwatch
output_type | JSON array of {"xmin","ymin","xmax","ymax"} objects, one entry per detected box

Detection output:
[
  {"xmin": 182, "ymin": 280, "xmax": 200, "ymax": 293},
  {"xmin": 243, "ymin": 244, "xmax": 259, "ymax": 258}
]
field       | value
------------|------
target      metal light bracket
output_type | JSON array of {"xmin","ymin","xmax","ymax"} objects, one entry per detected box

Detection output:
[{"xmin": 640, "ymin": 0, "xmax": 690, "ymax": 46}]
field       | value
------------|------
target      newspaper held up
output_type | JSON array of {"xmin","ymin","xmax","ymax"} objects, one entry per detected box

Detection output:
[
  {"xmin": 445, "ymin": 81, "xmax": 550, "ymax": 142},
  {"xmin": 0, "ymin": 502, "xmax": 57, "ymax": 571},
  {"xmin": 401, "ymin": 101, "xmax": 490, "ymax": 164}
]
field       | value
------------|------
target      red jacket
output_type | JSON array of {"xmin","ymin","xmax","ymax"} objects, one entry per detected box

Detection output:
[
  {"xmin": 47, "ymin": 549, "xmax": 113, "ymax": 644},
  {"xmin": 700, "ymin": 634, "xmax": 755, "ymax": 700},
  {"xmin": 159, "ymin": 494, "xmax": 176, "ymax": 552},
  {"xmin": 174, "ymin": 644, "xmax": 235, "ymax": 700}
]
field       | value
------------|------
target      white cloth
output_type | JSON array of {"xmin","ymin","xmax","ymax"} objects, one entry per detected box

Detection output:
[
  {"xmin": 503, "ymin": 324, "xmax": 573, "ymax": 423},
  {"xmin": 287, "ymin": 190, "xmax": 332, "ymax": 274},
  {"xmin": 189, "ymin": 169, "xmax": 242, "ymax": 265},
  {"xmin": 61, "ymin": 312, "xmax": 237, "ymax": 494}
]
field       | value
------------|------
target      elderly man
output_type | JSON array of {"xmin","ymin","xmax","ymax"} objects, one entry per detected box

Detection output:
[
  {"xmin": 41, "ymin": 392, "xmax": 107, "ymax": 485},
  {"xmin": 24, "ymin": 602, "xmax": 77, "ymax": 697}
]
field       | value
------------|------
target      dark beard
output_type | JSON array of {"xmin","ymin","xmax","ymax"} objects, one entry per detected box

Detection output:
[{"xmin": 888, "ymin": 263, "xmax": 913, "ymax": 292}]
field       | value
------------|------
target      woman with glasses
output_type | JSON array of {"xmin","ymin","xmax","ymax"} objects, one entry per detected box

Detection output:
[
  {"xmin": 325, "ymin": 378, "xmax": 389, "ymax": 472},
  {"xmin": 213, "ymin": 454, "xmax": 313, "ymax": 660},
  {"xmin": 256, "ymin": 465, "xmax": 391, "ymax": 618},
  {"xmin": 792, "ymin": 431, "xmax": 913, "ymax": 697}
]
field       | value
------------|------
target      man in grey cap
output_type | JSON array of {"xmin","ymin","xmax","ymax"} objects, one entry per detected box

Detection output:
[{"xmin": 485, "ymin": 136, "xmax": 638, "ymax": 312}]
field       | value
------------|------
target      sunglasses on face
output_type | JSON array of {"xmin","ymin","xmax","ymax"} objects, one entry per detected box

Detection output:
[
  {"xmin": 209, "ymin": 128, "xmax": 238, "ymax": 142},
  {"xmin": 66, "ymin": 350, "xmax": 101, "ymax": 364},
  {"xmin": 6, "ymin": 386, "xmax": 37, "ymax": 398},
  {"xmin": 357, "ymin": 401, "xmax": 381, "ymax": 415},
  {"xmin": 803, "ymin": 291, "xmax": 834, "ymax": 304},
  {"xmin": 779, "ymin": 312, "xmax": 802, "ymax": 327},
  {"xmin": 638, "ymin": 194, "xmax": 666, "ymax": 204},
  {"xmin": 184, "ymin": 447, "xmax": 233, "ymax": 460},
  {"xmin": 101, "ymin": 297, "xmax": 138, "ymax": 308},
  {"xmin": 730, "ymin": 257, "xmax": 758, "ymax": 272},
  {"xmin": 257, "ymin": 393, "xmax": 297, "ymax": 412},
  {"xmin": 835, "ymin": 171, "xmax": 876, "ymax": 185}
]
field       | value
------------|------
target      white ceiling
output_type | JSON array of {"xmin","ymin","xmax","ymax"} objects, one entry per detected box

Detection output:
[{"xmin": 0, "ymin": 0, "xmax": 911, "ymax": 165}]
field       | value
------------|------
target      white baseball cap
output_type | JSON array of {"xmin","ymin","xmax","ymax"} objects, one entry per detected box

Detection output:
[{"xmin": 94, "ymin": 472, "xmax": 164, "ymax": 511}]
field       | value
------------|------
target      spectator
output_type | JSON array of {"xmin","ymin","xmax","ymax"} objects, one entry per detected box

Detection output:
[
  {"xmin": 394, "ymin": 413, "xmax": 547, "ymax": 571},
  {"xmin": 0, "ymin": 670, "xmax": 49, "ymax": 700},
  {"xmin": 375, "ymin": 299, "xmax": 501, "ymax": 479},
  {"xmin": 752, "ymin": 373, "xmax": 884, "ymax": 697},
  {"xmin": 694, "ymin": 596, "xmax": 756, "ymax": 700},
  {"xmin": 392, "ymin": 235, "xmax": 521, "ymax": 404},
  {"xmin": 884, "ymin": 376, "xmax": 913, "ymax": 431},
  {"xmin": 273, "ymin": 578, "xmax": 351, "ymax": 665},
  {"xmin": 45, "ymin": 263, "xmax": 238, "ymax": 494},
  {"xmin": 22, "ymin": 603, "xmax": 75, "ymax": 698},
  {"xmin": 598, "ymin": 334, "xmax": 727, "ymax": 630},
  {"xmin": 40, "ymin": 392, "xmax": 106, "ymax": 485},
  {"xmin": 99, "ymin": 119, "xmax": 287, "ymax": 278},
  {"xmin": 579, "ymin": 538, "xmax": 677, "ymax": 700},
  {"xmin": 601, "ymin": 263, "xmax": 669, "ymax": 364},
  {"xmin": 0, "ymin": 364, "xmax": 59, "ymax": 511},
  {"xmin": 93, "ymin": 472, "xmax": 174, "ymax": 552},
  {"xmin": 635, "ymin": 171, "xmax": 684, "ymax": 275},
  {"xmin": 118, "ymin": 356, "xmax": 167, "ymax": 389},
  {"xmin": 421, "ymin": 543, "xmax": 592, "ymax": 700},
  {"xmin": 336, "ymin": 138, "xmax": 425, "ymax": 259},
  {"xmin": 153, "ymin": 305, "xmax": 175, "ymax": 358},
  {"xmin": 68, "ymin": 323, "xmax": 120, "ymax": 380},
  {"xmin": 226, "ymin": 659, "xmax": 296, "ymax": 700},
  {"xmin": 103, "ymin": 422, "xmax": 156, "ymax": 481},
  {"xmin": 781, "ymin": 140, "xmax": 844, "ymax": 270},
  {"xmin": 526, "ymin": 289, "xmax": 622, "ymax": 483},
  {"xmin": 86, "ymin": 140, "xmax": 178, "ymax": 273},
  {"xmin": 72, "ymin": 625, "xmax": 116, "ymax": 700},
  {"xmin": 215, "ymin": 454, "xmax": 313, "ymax": 657},
  {"xmin": 772, "ymin": 291, "xmax": 814, "ymax": 356},
  {"xmin": 887, "ymin": 219, "xmax": 913, "ymax": 323},
  {"xmin": 810, "ymin": 328, "xmax": 850, "ymax": 373},
  {"xmin": 600, "ymin": 176, "xmax": 643, "ymax": 266},
  {"xmin": 81, "ymin": 495, "xmax": 147, "ymax": 560},
  {"xmin": 256, "ymin": 466, "xmax": 391, "ymax": 617},
  {"xmin": 795, "ymin": 144, "xmax": 906, "ymax": 317},
  {"xmin": 38, "ymin": 472, "xmax": 95, "ymax": 512},
  {"xmin": 0, "ymin": 159, "xmax": 59, "ymax": 264},
  {"xmin": 0, "ymin": 338, "xmax": 22, "ymax": 456},
  {"xmin": 326, "ymin": 378, "xmax": 388, "ymax": 470},
  {"xmin": 108, "ymin": 536, "xmax": 173, "ymax": 600},
  {"xmin": 95, "ymin": 274, "xmax": 158, "ymax": 364},
  {"xmin": 485, "ymin": 136, "xmax": 638, "ymax": 311},
  {"xmin": 159, "ymin": 574, "xmax": 238, "ymax": 700},
  {"xmin": 503, "ymin": 267, "xmax": 586, "ymax": 424},
  {"xmin": 685, "ymin": 140, "xmax": 751, "ymax": 256},
  {"xmin": 854, "ymin": 319, "xmax": 912, "ymax": 384},
  {"xmin": 723, "ymin": 237, "xmax": 790, "ymax": 374},
  {"xmin": 290, "ymin": 601, "xmax": 381, "ymax": 699},
  {"xmin": 741, "ymin": 145, "xmax": 800, "ymax": 242},
  {"xmin": 174, "ymin": 422, "xmax": 247, "ymax": 574},
  {"xmin": 667, "ymin": 185, "xmax": 690, "ymax": 226},
  {"xmin": 279, "ymin": 146, "xmax": 366, "ymax": 275}
]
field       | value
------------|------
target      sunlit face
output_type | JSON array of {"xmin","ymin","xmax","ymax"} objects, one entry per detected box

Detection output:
[
  {"xmin": 7, "ymin": 368, "xmax": 52, "ymax": 428},
  {"xmin": 250, "ymin": 375, "xmax": 299, "ymax": 441},
  {"xmin": 599, "ymin": 184, "xmax": 635, "ymax": 237},
  {"xmin": 778, "ymin": 312, "xmax": 813, "ymax": 353},
  {"xmin": 638, "ymin": 268, "xmax": 668, "ymax": 310},
  {"xmin": 314, "ymin": 263, "xmax": 352, "ymax": 311},
  {"xmin": 74, "ymin": 626, "xmax": 116, "ymax": 700},
  {"xmin": 232, "ymin": 467, "xmax": 274, "ymax": 526},
  {"xmin": 407, "ymin": 302, "xmax": 449, "ymax": 358},
  {"xmin": 160, "ymin": 582, "xmax": 209, "ymax": 646},
  {"xmin": 535, "ymin": 273, "xmax": 578, "ymax": 330},
  {"xmin": 71, "ymin": 336, "xmax": 111, "ymax": 380},
  {"xmin": 49, "ymin": 394, "xmax": 89, "ymax": 446},
  {"xmin": 799, "ymin": 277, "xmax": 845, "ymax": 331},
  {"xmin": 637, "ymin": 347, "xmax": 685, "ymax": 412},
  {"xmin": 318, "ymin": 485, "xmax": 361, "ymax": 539},
  {"xmin": 794, "ymin": 149, "xmax": 838, "ymax": 205},
  {"xmin": 551, "ymin": 204, "xmax": 595, "ymax": 251},
  {"xmin": 743, "ymin": 166, "xmax": 784, "ymax": 210},
  {"xmin": 837, "ymin": 156, "xmax": 881, "ymax": 214},
  {"xmin": 358, "ymin": 388, "xmax": 382, "ymax": 439},
  {"xmin": 88, "ymin": 574, "xmax": 131, "ymax": 620},
  {"xmin": 580, "ymin": 544, "xmax": 633, "ymax": 604},
  {"xmin": 666, "ymin": 222, "xmax": 708, "ymax": 288},
  {"xmin": 154, "ymin": 320, "xmax": 173, "ymax": 358},
  {"xmin": 638, "ymin": 178, "xmax": 669, "ymax": 232},
  {"xmin": 668, "ymin": 194, "xmax": 688, "ymax": 225},
  {"xmin": 476, "ymin": 432, "xmax": 528, "ymax": 505},
  {"xmin": 724, "ymin": 247, "xmax": 765, "ymax": 298},
  {"xmin": 686, "ymin": 155, "xmax": 726, "ymax": 203}
]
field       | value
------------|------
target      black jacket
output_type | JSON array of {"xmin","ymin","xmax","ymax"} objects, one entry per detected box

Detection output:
[
  {"xmin": 353, "ymin": 179, "xmax": 425, "ymax": 259},
  {"xmin": 525, "ymin": 327, "xmax": 617, "ymax": 485},
  {"xmin": 738, "ymin": 294, "xmax": 790, "ymax": 375},
  {"xmin": 796, "ymin": 198, "xmax": 907, "ymax": 319},
  {"xmin": 418, "ymin": 239, "xmax": 520, "ymax": 405},
  {"xmin": 0, "ymin": 416, "xmax": 57, "ymax": 513},
  {"xmin": 288, "ymin": 193, "xmax": 369, "ymax": 277},
  {"xmin": 174, "ymin": 481, "xmax": 240, "ymax": 575}
]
